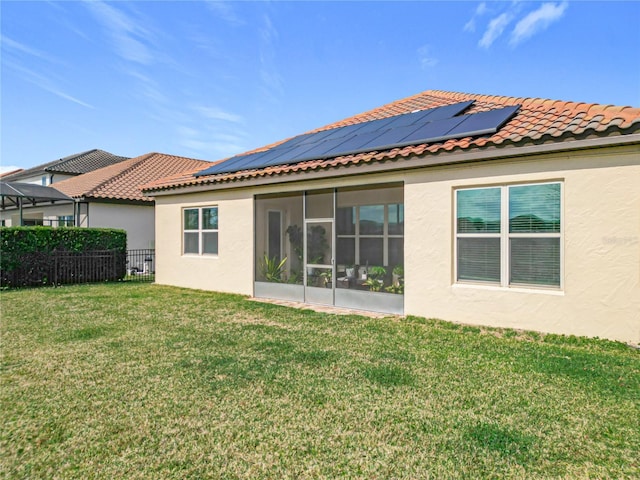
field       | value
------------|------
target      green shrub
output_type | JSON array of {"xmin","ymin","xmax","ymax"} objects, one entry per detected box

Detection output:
[{"xmin": 0, "ymin": 227, "xmax": 127, "ymax": 288}]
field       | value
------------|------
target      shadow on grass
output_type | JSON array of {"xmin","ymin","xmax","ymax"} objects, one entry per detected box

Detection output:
[
  {"xmin": 362, "ymin": 364, "xmax": 415, "ymax": 387},
  {"xmin": 58, "ymin": 326, "xmax": 111, "ymax": 342},
  {"xmin": 464, "ymin": 421, "xmax": 536, "ymax": 464}
]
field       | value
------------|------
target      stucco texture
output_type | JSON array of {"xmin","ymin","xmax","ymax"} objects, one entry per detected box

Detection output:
[
  {"xmin": 153, "ymin": 145, "xmax": 639, "ymax": 343},
  {"xmin": 404, "ymin": 145, "xmax": 639, "ymax": 344}
]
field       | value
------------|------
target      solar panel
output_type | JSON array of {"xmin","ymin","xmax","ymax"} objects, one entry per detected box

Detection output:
[
  {"xmin": 320, "ymin": 130, "xmax": 389, "ymax": 157},
  {"xmin": 196, "ymin": 152, "xmax": 263, "ymax": 176},
  {"xmin": 419, "ymin": 100, "xmax": 474, "ymax": 122},
  {"xmin": 355, "ymin": 124, "xmax": 426, "ymax": 152},
  {"xmin": 296, "ymin": 128, "xmax": 336, "ymax": 145},
  {"xmin": 383, "ymin": 100, "xmax": 473, "ymax": 129},
  {"xmin": 264, "ymin": 141, "xmax": 325, "ymax": 165},
  {"xmin": 400, "ymin": 115, "xmax": 468, "ymax": 144},
  {"xmin": 194, "ymin": 100, "xmax": 520, "ymax": 177},
  {"xmin": 445, "ymin": 106, "xmax": 519, "ymax": 137},
  {"xmin": 291, "ymin": 136, "xmax": 356, "ymax": 161},
  {"xmin": 224, "ymin": 151, "xmax": 270, "ymax": 170},
  {"xmin": 383, "ymin": 109, "xmax": 435, "ymax": 129}
]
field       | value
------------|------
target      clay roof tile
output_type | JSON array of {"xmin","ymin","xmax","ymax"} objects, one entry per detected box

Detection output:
[{"xmin": 144, "ymin": 89, "xmax": 640, "ymax": 193}]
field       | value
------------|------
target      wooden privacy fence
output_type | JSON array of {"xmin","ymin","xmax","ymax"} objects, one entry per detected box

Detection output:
[{"xmin": 1, "ymin": 250, "xmax": 127, "ymax": 288}]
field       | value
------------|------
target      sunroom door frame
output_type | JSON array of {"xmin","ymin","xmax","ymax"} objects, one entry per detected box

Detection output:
[{"xmin": 303, "ymin": 189, "xmax": 335, "ymax": 306}]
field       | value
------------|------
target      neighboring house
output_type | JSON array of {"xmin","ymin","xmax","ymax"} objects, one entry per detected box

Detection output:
[
  {"xmin": 144, "ymin": 89, "xmax": 640, "ymax": 343},
  {"xmin": 0, "ymin": 182, "xmax": 74, "ymax": 227},
  {"xmin": 1, "ymin": 149, "xmax": 129, "ymax": 186},
  {"xmin": 1, "ymin": 153, "xmax": 213, "ymax": 250},
  {"xmin": 0, "ymin": 169, "xmax": 24, "ymax": 178}
]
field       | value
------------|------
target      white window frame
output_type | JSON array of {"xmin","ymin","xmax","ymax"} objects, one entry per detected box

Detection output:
[
  {"xmin": 454, "ymin": 181, "xmax": 563, "ymax": 290},
  {"xmin": 337, "ymin": 203, "xmax": 403, "ymax": 267},
  {"xmin": 182, "ymin": 206, "xmax": 219, "ymax": 256},
  {"xmin": 57, "ymin": 215, "xmax": 74, "ymax": 227}
]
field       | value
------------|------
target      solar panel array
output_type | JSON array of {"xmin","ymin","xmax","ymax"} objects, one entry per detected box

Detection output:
[{"xmin": 195, "ymin": 101, "xmax": 520, "ymax": 177}]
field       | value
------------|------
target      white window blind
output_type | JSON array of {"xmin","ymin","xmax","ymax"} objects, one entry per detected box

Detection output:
[{"xmin": 456, "ymin": 182, "xmax": 562, "ymax": 288}]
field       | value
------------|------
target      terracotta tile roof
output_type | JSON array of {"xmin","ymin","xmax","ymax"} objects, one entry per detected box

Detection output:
[
  {"xmin": 2, "ymin": 149, "xmax": 130, "ymax": 181},
  {"xmin": 45, "ymin": 149, "xmax": 130, "ymax": 174},
  {"xmin": 145, "ymin": 89, "xmax": 640, "ymax": 193},
  {"xmin": 0, "ymin": 169, "xmax": 23, "ymax": 178},
  {"xmin": 53, "ymin": 152, "xmax": 214, "ymax": 202}
]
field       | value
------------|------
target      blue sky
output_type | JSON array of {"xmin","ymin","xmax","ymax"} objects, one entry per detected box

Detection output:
[{"xmin": 2, "ymin": 1, "xmax": 639, "ymax": 172}]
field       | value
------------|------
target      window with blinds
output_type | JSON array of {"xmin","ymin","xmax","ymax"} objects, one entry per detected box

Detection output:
[{"xmin": 456, "ymin": 182, "xmax": 561, "ymax": 288}]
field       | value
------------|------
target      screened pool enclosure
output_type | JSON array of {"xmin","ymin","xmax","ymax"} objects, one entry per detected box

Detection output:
[{"xmin": 254, "ymin": 183, "xmax": 404, "ymax": 314}]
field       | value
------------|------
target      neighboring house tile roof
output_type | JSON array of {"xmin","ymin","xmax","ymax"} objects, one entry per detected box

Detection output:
[
  {"xmin": 54, "ymin": 152, "xmax": 214, "ymax": 202},
  {"xmin": 2, "ymin": 149, "xmax": 129, "ymax": 181},
  {"xmin": 45, "ymin": 149, "xmax": 130, "ymax": 174},
  {"xmin": 0, "ymin": 169, "xmax": 23, "ymax": 178},
  {"xmin": 144, "ymin": 89, "xmax": 640, "ymax": 193}
]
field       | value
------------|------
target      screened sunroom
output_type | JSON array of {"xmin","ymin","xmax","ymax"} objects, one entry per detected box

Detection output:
[{"xmin": 254, "ymin": 183, "xmax": 404, "ymax": 314}]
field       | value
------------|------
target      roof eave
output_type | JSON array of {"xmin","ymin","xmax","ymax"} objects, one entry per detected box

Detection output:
[{"xmin": 148, "ymin": 132, "xmax": 640, "ymax": 197}]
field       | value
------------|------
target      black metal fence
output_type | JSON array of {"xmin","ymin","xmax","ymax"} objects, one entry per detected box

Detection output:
[
  {"xmin": 126, "ymin": 249, "xmax": 155, "ymax": 282},
  {"xmin": 1, "ymin": 250, "xmax": 125, "ymax": 288},
  {"xmin": 0, "ymin": 249, "xmax": 155, "ymax": 289}
]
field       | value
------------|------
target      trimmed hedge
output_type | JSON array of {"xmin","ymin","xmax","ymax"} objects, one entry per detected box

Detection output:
[{"xmin": 0, "ymin": 227, "xmax": 127, "ymax": 288}]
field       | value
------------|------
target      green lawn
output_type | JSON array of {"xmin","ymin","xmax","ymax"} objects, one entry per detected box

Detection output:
[{"xmin": 1, "ymin": 283, "xmax": 638, "ymax": 479}]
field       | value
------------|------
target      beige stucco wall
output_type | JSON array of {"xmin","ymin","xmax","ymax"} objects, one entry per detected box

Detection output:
[
  {"xmin": 404, "ymin": 145, "xmax": 639, "ymax": 344},
  {"xmin": 154, "ymin": 174, "xmax": 406, "ymax": 295},
  {"xmin": 88, "ymin": 203, "xmax": 155, "ymax": 250},
  {"xmin": 155, "ymin": 189, "xmax": 255, "ymax": 294},
  {"xmin": 153, "ymin": 144, "xmax": 639, "ymax": 343}
]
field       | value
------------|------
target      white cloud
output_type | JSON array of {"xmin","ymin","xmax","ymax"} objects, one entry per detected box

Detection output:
[
  {"xmin": 1, "ymin": 35, "xmax": 63, "ymax": 64},
  {"xmin": 84, "ymin": 1, "xmax": 156, "ymax": 65},
  {"xmin": 464, "ymin": 19, "xmax": 476, "ymax": 33},
  {"xmin": 259, "ymin": 14, "xmax": 284, "ymax": 101},
  {"xmin": 130, "ymin": 70, "xmax": 168, "ymax": 104},
  {"xmin": 479, "ymin": 12, "xmax": 514, "ymax": 48},
  {"xmin": 510, "ymin": 2, "xmax": 568, "ymax": 46},
  {"xmin": 194, "ymin": 106, "xmax": 244, "ymax": 124},
  {"xmin": 205, "ymin": 0, "xmax": 245, "ymax": 27},
  {"xmin": 417, "ymin": 45, "xmax": 438, "ymax": 69},
  {"xmin": 463, "ymin": 2, "xmax": 488, "ymax": 33},
  {"xmin": 179, "ymin": 137, "xmax": 244, "ymax": 160},
  {"xmin": 0, "ymin": 165, "xmax": 22, "ymax": 175},
  {"xmin": 178, "ymin": 106, "xmax": 249, "ymax": 160},
  {"xmin": 4, "ymin": 60, "xmax": 94, "ymax": 109}
]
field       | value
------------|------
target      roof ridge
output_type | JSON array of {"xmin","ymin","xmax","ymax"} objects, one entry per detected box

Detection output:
[
  {"xmin": 54, "ymin": 149, "xmax": 99, "ymax": 165},
  {"xmin": 428, "ymin": 89, "xmax": 640, "ymax": 121},
  {"xmin": 83, "ymin": 153, "xmax": 157, "ymax": 197}
]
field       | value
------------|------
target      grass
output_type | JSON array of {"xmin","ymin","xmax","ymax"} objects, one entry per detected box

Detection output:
[{"xmin": 1, "ymin": 283, "xmax": 638, "ymax": 479}]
